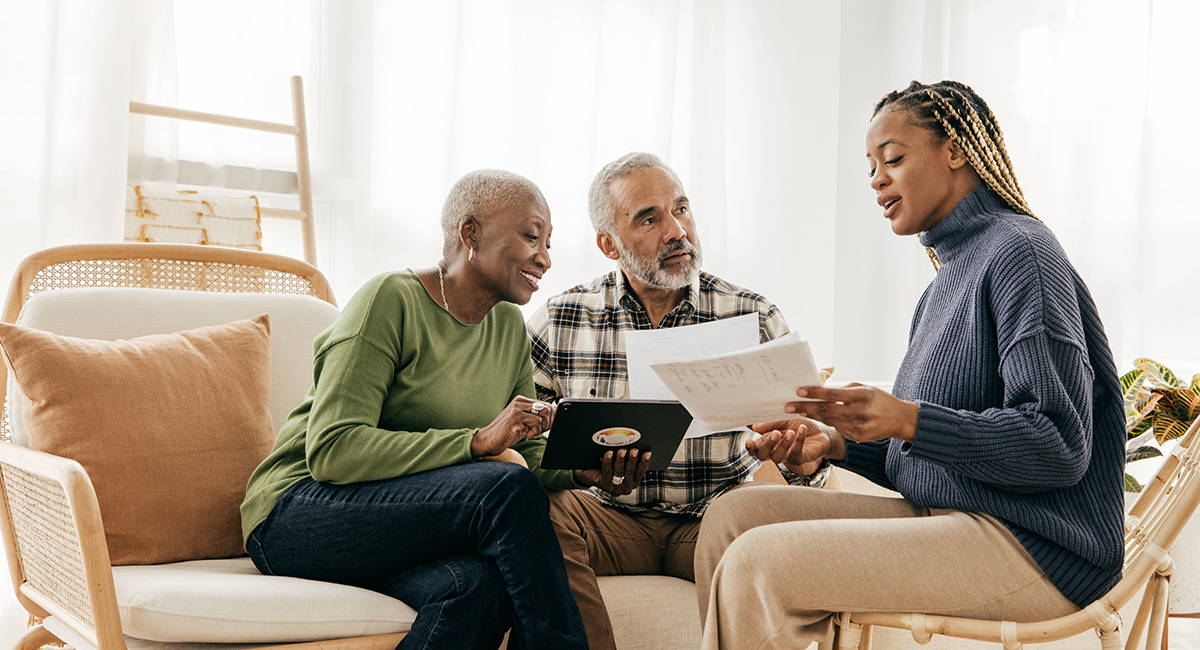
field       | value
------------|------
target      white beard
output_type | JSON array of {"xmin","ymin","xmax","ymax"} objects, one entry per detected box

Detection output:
[{"xmin": 615, "ymin": 238, "xmax": 702, "ymax": 291}]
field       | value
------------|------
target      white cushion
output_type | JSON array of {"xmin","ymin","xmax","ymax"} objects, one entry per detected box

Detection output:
[
  {"xmin": 112, "ymin": 557, "xmax": 415, "ymax": 642},
  {"xmin": 7, "ymin": 287, "xmax": 338, "ymax": 444}
]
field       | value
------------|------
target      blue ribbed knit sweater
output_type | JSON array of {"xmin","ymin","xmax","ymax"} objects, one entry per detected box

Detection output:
[{"xmin": 839, "ymin": 187, "xmax": 1126, "ymax": 608}]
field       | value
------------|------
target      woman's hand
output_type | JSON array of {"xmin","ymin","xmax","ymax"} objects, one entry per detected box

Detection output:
[
  {"xmin": 471, "ymin": 396, "xmax": 554, "ymax": 458},
  {"xmin": 784, "ymin": 384, "xmax": 918, "ymax": 444},
  {"xmin": 573, "ymin": 448, "xmax": 651, "ymax": 497},
  {"xmin": 748, "ymin": 416, "xmax": 845, "ymax": 468}
]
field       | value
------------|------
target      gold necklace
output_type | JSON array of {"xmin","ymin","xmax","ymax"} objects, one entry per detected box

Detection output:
[{"xmin": 436, "ymin": 262, "xmax": 452, "ymax": 315}]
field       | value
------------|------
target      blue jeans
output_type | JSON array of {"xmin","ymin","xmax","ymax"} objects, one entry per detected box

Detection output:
[{"xmin": 246, "ymin": 462, "xmax": 588, "ymax": 650}]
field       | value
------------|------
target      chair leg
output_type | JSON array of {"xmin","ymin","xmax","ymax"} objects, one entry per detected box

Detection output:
[
  {"xmin": 1128, "ymin": 578, "xmax": 1160, "ymax": 650},
  {"xmin": 1146, "ymin": 574, "xmax": 1171, "ymax": 650},
  {"xmin": 1100, "ymin": 628, "xmax": 1123, "ymax": 650},
  {"xmin": 834, "ymin": 613, "xmax": 864, "ymax": 650},
  {"xmin": 13, "ymin": 624, "xmax": 60, "ymax": 650}
]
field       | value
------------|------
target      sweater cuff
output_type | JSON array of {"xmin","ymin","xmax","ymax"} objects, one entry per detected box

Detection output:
[
  {"xmin": 779, "ymin": 458, "xmax": 832, "ymax": 488},
  {"xmin": 905, "ymin": 401, "xmax": 965, "ymax": 464}
]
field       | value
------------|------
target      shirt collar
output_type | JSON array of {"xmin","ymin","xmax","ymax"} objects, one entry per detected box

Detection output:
[{"xmin": 614, "ymin": 269, "xmax": 700, "ymax": 319}]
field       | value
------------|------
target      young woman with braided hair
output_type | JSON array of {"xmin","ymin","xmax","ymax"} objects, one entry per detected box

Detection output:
[{"xmin": 694, "ymin": 81, "xmax": 1125, "ymax": 649}]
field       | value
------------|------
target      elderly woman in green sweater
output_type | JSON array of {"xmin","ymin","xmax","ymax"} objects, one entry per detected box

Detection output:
[
  {"xmin": 694, "ymin": 81, "xmax": 1125, "ymax": 650},
  {"xmin": 240, "ymin": 170, "xmax": 587, "ymax": 650}
]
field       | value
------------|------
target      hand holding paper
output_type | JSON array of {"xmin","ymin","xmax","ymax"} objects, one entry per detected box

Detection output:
[{"xmin": 649, "ymin": 331, "xmax": 823, "ymax": 430}]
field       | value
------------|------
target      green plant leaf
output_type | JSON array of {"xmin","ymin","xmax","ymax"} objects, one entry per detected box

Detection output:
[
  {"xmin": 1127, "ymin": 392, "xmax": 1163, "ymax": 435},
  {"xmin": 1125, "ymin": 473, "xmax": 1142, "ymax": 492},
  {"xmin": 1129, "ymin": 415, "xmax": 1154, "ymax": 437},
  {"xmin": 1120, "ymin": 368, "xmax": 1142, "ymax": 395},
  {"xmin": 1123, "ymin": 371, "xmax": 1150, "ymax": 415},
  {"xmin": 1184, "ymin": 388, "xmax": 1200, "ymax": 423},
  {"xmin": 1126, "ymin": 445, "xmax": 1163, "ymax": 462},
  {"xmin": 1127, "ymin": 428, "xmax": 1157, "ymax": 452},
  {"xmin": 1154, "ymin": 388, "xmax": 1200, "ymax": 430},
  {"xmin": 1152, "ymin": 413, "xmax": 1192, "ymax": 443},
  {"xmin": 1122, "ymin": 361, "xmax": 1198, "ymax": 443},
  {"xmin": 1135, "ymin": 358, "xmax": 1181, "ymax": 388}
]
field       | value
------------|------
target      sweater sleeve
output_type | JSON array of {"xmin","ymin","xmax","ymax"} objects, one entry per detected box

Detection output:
[
  {"xmin": 837, "ymin": 440, "xmax": 897, "ymax": 491},
  {"xmin": 304, "ymin": 336, "xmax": 476, "ymax": 484},
  {"xmin": 905, "ymin": 331, "xmax": 1094, "ymax": 491},
  {"xmin": 509, "ymin": 337, "xmax": 579, "ymax": 490}
]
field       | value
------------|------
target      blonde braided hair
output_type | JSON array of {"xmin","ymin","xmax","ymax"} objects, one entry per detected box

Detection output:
[{"xmin": 873, "ymin": 81, "xmax": 1039, "ymax": 269}]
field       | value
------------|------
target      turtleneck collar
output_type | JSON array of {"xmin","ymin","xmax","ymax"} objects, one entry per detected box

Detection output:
[{"xmin": 918, "ymin": 187, "xmax": 1010, "ymax": 265}]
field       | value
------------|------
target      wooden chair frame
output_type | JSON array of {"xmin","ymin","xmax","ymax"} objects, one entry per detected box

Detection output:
[
  {"xmin": 130, "ymin": 75, "xmax": 318, "ymax": 266},
  {"xmin": 0, "ymin": 243, "xmax": 409, "ymax": 650},
  {"xmin": 834, "ymin": 416, "xmax": 1200, "ymax": 650}
]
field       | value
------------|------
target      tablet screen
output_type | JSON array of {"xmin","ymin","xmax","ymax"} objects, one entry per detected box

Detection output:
[{"xmin": 540, "ymin": 398, "xmax": 692, "ymax": 471}]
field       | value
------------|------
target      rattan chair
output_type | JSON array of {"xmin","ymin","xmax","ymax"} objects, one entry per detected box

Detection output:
[
  {"xmin": 0, "ymin": 243, "xmax": 414, "ymax": 650},
  {"xmin": 833, "ymin": 415, "xmax": 1200, "ymax": 650}
]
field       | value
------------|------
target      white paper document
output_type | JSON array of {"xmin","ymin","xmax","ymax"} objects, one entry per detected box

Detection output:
[
  {"xmin": 649, "ymin": 331, "xmax": 822, "ymax": 430},
  {"xmin": 624, "ymin": 313, "xmax": 759, "ymax": 438},
  {"xmin": 624, "ymin": 313, "xmax": 759, "ymax": 400}
]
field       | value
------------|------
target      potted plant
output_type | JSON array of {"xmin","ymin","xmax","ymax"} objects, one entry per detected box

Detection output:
[{"xmin": 1122, "ymin": 358, "xmax": 1200, "ymax": 492}]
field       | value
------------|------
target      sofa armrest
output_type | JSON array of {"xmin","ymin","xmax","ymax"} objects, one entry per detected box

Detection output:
[{"xmin": 0, "ymin": 442, "xmax": 126, "ymax": 650}]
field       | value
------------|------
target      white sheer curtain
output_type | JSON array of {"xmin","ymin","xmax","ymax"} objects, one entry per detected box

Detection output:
[
  {"xmin": 148, "ymin": 0, "xmax": 849, "ymax": 366},
  {"xmin": 831, "ymin": 0, "xmax": 1200, "ymax": 382},
  {"xmin": 1, "ymin": 0, "xmax": 1199, "ymax": 642},
  {"xmin": 6, "ymin": 0, "xmax": 1194, "ymax": 381},
  {"xmin": 0, "ymin": 0, "xmax": 130, "ymax": 284},
  {"xmin": 150, "ymin": 0, "xmax": 1200, "ymax": 385},
  {"xmin": 0, "ymin": 0, "xmax": 139, "ymax": 637}
]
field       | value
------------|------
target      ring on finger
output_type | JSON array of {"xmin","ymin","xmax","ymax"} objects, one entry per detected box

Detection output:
[
  {"xmin": 611, "ymin": 475, "xmax": 625, "ymax": 486},
  {"xmin": 531, "ymin": 402, "xmax": 546, "ymax": 415}
]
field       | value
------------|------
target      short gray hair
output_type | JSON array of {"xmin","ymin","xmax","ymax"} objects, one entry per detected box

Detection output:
[
  {"xmin": 587, "ymin": 152, "xmax": 683, "ymax": 235},
  {"xmin": 441, "ymin": 169, "xmax": 547, "ymax": 257}
]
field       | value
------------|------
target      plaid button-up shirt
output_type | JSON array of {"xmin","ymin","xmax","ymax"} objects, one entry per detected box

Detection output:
[{"xmin": 528, "ymin": 270, "xmax": 820, "ymax": 516}]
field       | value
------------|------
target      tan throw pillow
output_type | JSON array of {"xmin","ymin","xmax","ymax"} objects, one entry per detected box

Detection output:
[{"xmin": 0, "ymin": 315, "xmax": 274, "ymax": 566}]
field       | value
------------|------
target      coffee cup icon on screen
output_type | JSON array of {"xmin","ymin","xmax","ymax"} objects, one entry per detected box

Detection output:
[{"xmin": 592, "ymin": 427, "xmax": 642, "ymax": 447}]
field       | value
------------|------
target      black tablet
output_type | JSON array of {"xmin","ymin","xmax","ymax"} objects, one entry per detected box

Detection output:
[{"xmin": 540, "ymin": 398, "xmax": 693, "ymax": 472}]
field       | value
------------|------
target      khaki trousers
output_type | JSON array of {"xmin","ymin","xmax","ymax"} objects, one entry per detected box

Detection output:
[
  {"xmin": 695, "ymin": 485, "xmax": 1079, "ymax": 650},
  {"xmin": 548, "ymin": 489, "xmax": 702, "ymax": 650}
]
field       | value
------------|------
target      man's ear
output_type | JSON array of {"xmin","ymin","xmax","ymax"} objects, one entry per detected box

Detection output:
[
  {"xmin": 946, "ymin": 140, "xmax": 970, "ymax": 170},
  {"xmin": 596, "ymin": 232, "xmax": 620, "ymax": 261}
]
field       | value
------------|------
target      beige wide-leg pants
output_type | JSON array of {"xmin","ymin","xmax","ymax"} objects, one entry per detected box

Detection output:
[{"xmin": 695, "ymin": 485, "xmax": 1079, "ymax": 650}]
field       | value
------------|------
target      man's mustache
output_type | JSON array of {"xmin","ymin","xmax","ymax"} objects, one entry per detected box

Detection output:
[{"xmin": 658, "ymin": 240, "xmax": 698, "ymax": 264}]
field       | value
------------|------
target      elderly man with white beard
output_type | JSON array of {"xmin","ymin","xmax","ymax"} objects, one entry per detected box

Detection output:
[{"xmin": 528, "ymin": 152, "xmax": 831, "ymax": 650}]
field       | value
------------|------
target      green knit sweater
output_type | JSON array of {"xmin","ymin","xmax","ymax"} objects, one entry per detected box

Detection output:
[{"xmin": 241, "ymin": 270, "xmax": 577, "ymax": 542}]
